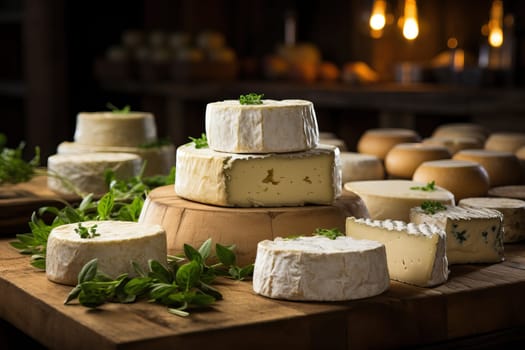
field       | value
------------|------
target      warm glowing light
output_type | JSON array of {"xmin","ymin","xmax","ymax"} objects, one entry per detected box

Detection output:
[
  {"xmin": 489, "ymin": 27, "xmax": 503, "ymax": 47},
  {"xmin": 447, "ymin": 37, "xmax": 458, "ymax": 49},
  {"xmin": 402, "ymin": 0, "xmax": 419, "ymax": 40},
  {"xmin": 488, "ymin": 0, "xmax": 504, "ymax": 47},
  {"xmin": 369, "ymin": 0, "xmax": 387, "ymax": 31}
]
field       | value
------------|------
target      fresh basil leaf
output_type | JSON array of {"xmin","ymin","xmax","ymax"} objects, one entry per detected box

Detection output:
[
  {"xmin": 175, "ymin": 260, "xmax": 202, "ymax": 290},
  {"xmin": 198, "ymin": 238, "xmax": 212, "ymax": 260},
  {"xmin": 97, "ymin": 191, "xmax": 114, "ymax": 220},
  {"xmin": 148, "ymin": 260, "xmax": 173, "ymax": 284},
  {"xmin": 78, "ymin": 258, "xmax": 98, "ymax": 283},
  {"xmin": 215, "ymin": 243, "xmax": 236, "ymax": 266},
  {"xmin": 184, "ymin": 243, "xmax": 203, "ymax": 263}
]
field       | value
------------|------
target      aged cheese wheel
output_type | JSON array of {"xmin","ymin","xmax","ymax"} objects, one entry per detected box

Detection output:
[
  {"xmin": 74, "ymin": 112, "xmax": 157, "ymax": 147},
  {"xmin": 412, "ymin": 160, "xmax": 490, "ymax": 201},
  {"xmin": 357, "ymin": 128, "xmax": 420, "ymax": 160},
  {"xmin": 340, "ymin": 152, "xmax": 384, "ymax": 182},
  {"xmin": 252, "ymin": 235, "xmax": 389, "ymax": 301},
  {"xmin": 384, "ymin": 143, "xmax": 451, "ymax": 179},
  {"xmin": 138, "ymin": 186, "xmax": 369, "ymax": 266},
  {"xmin": 431, "ymin": 123, "xmax": 489, "ymax": 143},
  {"xmin": 453, "ymin": 149, "xmax": 522, "ymax": 187},
  {"xmin": 422, "ymin": 136, "xmax": 483, "ymax": 154},
  {"xmin": 46, "ymin": 221, "xmax": 167, "ymax": 286},
  {"xmin": 485, "ymin": 132, "xmax": 525, "ymax": 153},
  {"xmin": 205, "ymin": 99, "xmax": 319, "ymax": 153},
  {"xmin": 344, "ymin": 180, "xmax": 455, "ymax": 222},
  {"xmin": 488, "ymin": 185, "xmax": 525, "ymax": 200}
]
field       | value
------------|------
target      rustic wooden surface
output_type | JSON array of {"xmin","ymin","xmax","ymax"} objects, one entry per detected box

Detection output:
[{"xmin": 2, "ymin": 239, "xmax": 525, "ymax": 349}]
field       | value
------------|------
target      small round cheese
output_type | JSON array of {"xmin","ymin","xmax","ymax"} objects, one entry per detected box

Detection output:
[
  {"xmin": 422, "ymin": 136, "xmax": 483, "ymax": 154},
  {"xmin": 74, "ymin": 111, "xmax": 157, "ymax": 147},
  {"xmin": 47, "ymin": 152, "xmax": 142, "ymax": 195},
  {"xmin": 412, "ymin": 159, "xmax": 490, "ymax": 201},
  {"xmin": 252, "ymin": 236, "xmax": 389, "ymax": 301},
  {"xmin": 459, "ymin": 196, "xmax": 525, "ymax": 243},
  {"xmin": 453, "ymin": 149, "xmax": 522, "ymax": 187},
  {"xmin": 384, "ymin": 143, "xmax": 451, "ymax": 179},
  {"xmin": 344, "ymin": 180, "xmax": 455, "ymax": 222},
  {"xmin": 205, "ymin": 99, "xmax": 319, "ymax": 153},
  {"xmin": 357, "ymin": 128, "xmax": 420, "ymax": 160},
  {"xmin": 46, "ymin": 221, "xmax": 167, "ymax": 286},
  {"xmin": 340, "ymin": 152, "xmax": 384, "ymax": 182},
  {"xmin": 432, "ymin": 123, "xmax": 489, "ymax": 143},
  {"xmin": 485, "ymin": 132, "xmax": 525, "ymax": 153}
]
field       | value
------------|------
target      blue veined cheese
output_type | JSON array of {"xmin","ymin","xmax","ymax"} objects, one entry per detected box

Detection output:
[
  {"xmin": 205, "ymin": 99, "xmax": 319, "ymax": 153},
  {"xmin": 345, "ymin": 217, "xmax": 448, "ymax": 287},
  {"xmin": 410, "ymin": 205, "xmax": 504, "ymax": 264},
  {"xmin": 46, "ymin": 221, "xmax": 167, "ymax": 286},
  {"xmin": 459, "ymin": 197, "xmax": 525, "ymax": 243},
  {"xmin": 252, "ymin": 235, "xmax": 389, "ymax": 301},
  {"xmin": 175, "ymin": 143, "xmax": 341, "ymax": 207}
]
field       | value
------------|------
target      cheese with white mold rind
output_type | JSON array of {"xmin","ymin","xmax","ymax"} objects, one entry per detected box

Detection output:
[
  {"xmin": 205, "ymin": 99, "xmax": 319, "ymax": 153},
  {"xmin": 74, "ymin": 111, "xmax": 157, "ymax": 147},
  {"xmin": 46, "ymin": 220, "xmax": 167, "ymax": 286},
  {"xmin": 252, "ymin": 235, "xmax": 389, "ymax": 301},
  {"xmin": 175, "ymin": 143, "xmax": 341, "ymax": 207},
  {"xmin": 459, "ymin": 197, "xmax": 525, "ymax": 243},
  {"xmin": 344, "ymin": 180, "xmax": 455, "ymax": 222},
  {"xmin": 410, "ymin": 205, "xmax": 504, "ymax": 264},
  {"xmin": 345, "ymin": 217, "xmax": 448, "ymax": 287}
]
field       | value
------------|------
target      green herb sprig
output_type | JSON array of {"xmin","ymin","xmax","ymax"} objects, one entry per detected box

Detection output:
[
  {"xmin": 239, "ymin": 93, "xmax": 264, "ymax": 105},
  {"xmin": 106, "ymin": 102, "xmax": 131, "ymax": 113},
  {"xmin": 189, "ymin": 133, "xmax": 208, "ymax": 149},
  {"xmin": 314, "ymin": 228, "xmax": 344, "ymax": 240},
  {"xmin": 139, "ymin": 138, "xmax": 172, "ymax": 149},
  {"xmin": 75, "ymin": 223, "xmax": 99, "ymax": 239},
  {"xmin": 410, "ymin": 180, "xmax": 437, "ymax": 192},
  {"xmin": 0, "ymin": 142, "xmax": 41, "ymax": 185},
  {"xmin": 421, "ymin": 200, "xmax": 447, "ymax": 214}
]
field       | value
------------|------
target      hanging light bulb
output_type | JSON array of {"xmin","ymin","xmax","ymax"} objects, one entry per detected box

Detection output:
[
  {"xmin": 402, "ymin": 0, "xmax": 419, "ymax": 40},
  {"xmin": 369, "ymin": 0, "xmax": 387, "ymax": 31},
  {"xmin": 488, "ymin": 0, "xmax": 504, "ymax": 47}
]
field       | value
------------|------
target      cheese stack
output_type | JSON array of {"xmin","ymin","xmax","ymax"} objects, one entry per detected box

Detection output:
[{"xmin": 56, "ymin": 111, "xmax": 175, "ymax": 176}]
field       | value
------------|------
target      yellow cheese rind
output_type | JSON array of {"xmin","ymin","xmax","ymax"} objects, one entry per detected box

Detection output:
[
  {"xmin": 357, "ymin": 128, "xmax": 420, "ymax": 160},
  {"xmin": 385, "ymin": 143, "xmax": 451, "ymax": 179}
]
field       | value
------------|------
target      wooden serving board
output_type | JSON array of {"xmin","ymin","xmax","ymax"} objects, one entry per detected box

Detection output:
[{"xmin": 1, "ymin": 240, "xmax": 525, "ymax": 349}]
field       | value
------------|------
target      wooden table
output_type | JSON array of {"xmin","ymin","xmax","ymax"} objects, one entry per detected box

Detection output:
[{"xmin": 2, "ymin": 240, "xmax": 525, "ymax": 349}]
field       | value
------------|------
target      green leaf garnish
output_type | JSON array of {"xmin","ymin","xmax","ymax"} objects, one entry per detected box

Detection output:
[
  {"xmin": 139, "ymin": 138, "xmax": 172, "ymax": 149},
  {"xmin": 421, "ymin": 200, "xmax": 447, "ymax": 214},
  {"xmin": 74, "ymin": 223, "xmax": 100, "ymax": 239},
  {"xmin": 106, "ymin": 102, "xmax": 131, "ymax": 113},
  {"xmin": 189, "ymin": 133, "xmax": 208, "ymax": 148},
  {"xmin": 0, "ymin": 142, "xmax": 40, "ymax": 185},
  {"xmin": 410, "ymin": 180, "xmax": 437, "ymax": 192},
  {"xmin": 314, "ymin": 228, "xmax": 344, "ymax": 240},
  {"xmin": 239, "ymin": 93, "xmax": 264, "ymax": 105}
]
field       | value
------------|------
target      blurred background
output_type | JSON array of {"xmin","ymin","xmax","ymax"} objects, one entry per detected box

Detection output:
[{"xmin": 1, "ymin": 0, "xmax": 525, "ymax": 162}]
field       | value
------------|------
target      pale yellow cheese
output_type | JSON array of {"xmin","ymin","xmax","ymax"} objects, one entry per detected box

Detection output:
[
  {"xmin": 384, "ymin": 143, "xmax": 451, "ymax": 179},
  {"xmin": 422, "ymin": 136, "xmax": 484, "ymax": 154},
  {"xmin": 485, "ymin": 132, "xmax": 525, "ymax": 153},
  {"xmin": 357, "ymin": 128, "xmax": 420, "ymax": 160},
  {"xmin": 340, "ymin": 152, "xmax": 384, "ymax": 182}
]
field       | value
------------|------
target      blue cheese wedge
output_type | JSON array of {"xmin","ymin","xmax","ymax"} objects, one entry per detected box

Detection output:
[
  {"xmin": 410, "ymin": 205, "xmax": 504, "ymax": 264},
  {"xmin": 175, "ymin": 143, "xmax": 341, "ymax": 207},
  {"xmin": 345, "ymin": 217, "xmax": 448, "ymax": 287},
  {"xmin": 46, "ymin": 221, "xmax": 167, "ymax": 286},
  {"xmin": 205, "ymin": 99, "xmax": 319, "ymax": 153},
  {"xmin": 252, "ymin": 235, "xmax": 389, "ymax": 301}
]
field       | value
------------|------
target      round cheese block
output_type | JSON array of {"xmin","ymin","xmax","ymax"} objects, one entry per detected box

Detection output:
[
  {"xmin": 344, "ymin": 180, "xmax": 455, "ymax": 222},
  {"xmin": 422, "ymin": 136, "xmax": 483, "ymax": 154},
  {"xmin": 47, "ymin": 152, "xmax": 142, "ymax": 196},
  {"xmin": 57, "ymin": 141, "xmax": 175, "ymax": 177},
  {"xmin": 74, "ymin": 111, "xmax": 157, "ymax": 147},
  {"xmin": 412, "ymin": 160, "xmax": 490, "ymax": 201},
  {"xmin": 252, "ymin": 235, "xmax": 389, "ymax": 301},
  {"xmin": 485, "ymin": 132, "xmax": 525, "ymax": 153},
  {"xmin": 205, "ymin": 99, "xmax": 319, "ymax": 153},
  {"xmin": 488, "ymin": 185, "xmax": 525, "ymax": 200},
  {"xmin": 459, "ymin": 196, "xmax": 525, "ymax": 243},
  {"xmin": 340, "ymin": 152, "xmax": 384, "ymax": 182},
  {"xmin": 138, "ymin": 186, "xmax": 369, "ymax": 266},
  {"xmin": 453, "ymin": 149, "xmax": 522, "ymax": 187},
  {"xmin": 384, "ymin": 143, "xmax": 451, "ymax": 179},
  {"xmin": 431, "ymin": 123, "xmax": 490, "ymax": 143},
  {"xmin": 319, "ymin": 138, "xmax": 348, "ymax": 151},
  {"xmin": 357, "ymin": 128, "xmax": 421, "ymax": 160},
  {"xmin": 46, "ymin": 220, "xmax": 167, "ymax": 286}
]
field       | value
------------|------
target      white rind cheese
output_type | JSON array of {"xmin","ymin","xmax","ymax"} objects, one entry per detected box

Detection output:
[
  {"xmin": 410, "ymin": 205, "xmax": 504, "ymax": 264},
  {"xmin": 252, "ymin": 235, "xmax": 389, "ymax": 301},
  {"xmin": 459, "ymin": 197, "xmax": 525, "ymax": 243},
  {"xmin": 175, "ymin": 143, "xmax": 342, "ymax": 207},
  {"xmin": 46, "ymin": 221, "xmax": 167, "ymax": 286},
  {"xmin": 57, "ymin": 141, "xmax": 175, "ymax": 177},
  {"xmin": 47, "ymin": 152, "xmax": 142, "ymax": 195},
  {"xmin": 345, "ymin": 217, "xmax": 448, "ymax": 287},
  {"xmin": 340, "ymin": 152, "xmax": 384, "ymax": 183},
  {"xmin": 205, "ymin": 99, "xmax": 319, "ymax": 153},
  {"xmin": 344, "ymin": 180, "xmax": 455, "ymax": 222},
  {"xmin": 74, "ymin": 111, "xmax": 157, "ymax": 147}
]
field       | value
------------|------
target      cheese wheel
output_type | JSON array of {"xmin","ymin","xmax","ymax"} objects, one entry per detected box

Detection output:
[
  {"xmin": 340, "ymin": 152, "xmax": 384, "ymax": 182},
  {"xmin": 205, "ymin": 99, "xmax": 319, "ymax": 153},
  {"xmin": 47, "ymin": 152, "xmax": 142, "ymax": 196},
  {"xmin": 357, "ymin": 128, "xmax": 420, "ymax": 160},
  {"xmin": 46, "ymin": 221, "xmax": 167, "ymax": 286},
  {"xmin": 432, "ymin": 123, "xmax": 490, "ymax": 143},
  {"xmin": 319, "ymin": 139, "xmax": 348, "ymax": 151},
  {"xmin": 139, "ymin": 187, "xmax": 369, "ymax": 266},
  {"xmin": 74, "ymin": 112, "xmax": 157, "ymax": 147},
  {"xmin": 344, "ymin": 180, "xmax": 455, "ymax": 222},
  {"xmin": 57, "ymin": 141, "xmax": 175, "ymax": 177},
  {"xmin": 515, "ymin": 146, "xmax": 525, "ymax": 182},
  {"xmin": 252, "ymin": 235, "xmax": 389, "ymax": 301},
  {"xmin": 459, "ymin": 197, "xmax": 525, "ymax": 243},
  {"xmin": 422, "ymin": 136, "xmax": 483, "ymax": 154},
  {"xmin": 488, "ymin": 185, "xmax": 525, "ymax": 200},
  {"xmin": 346, "ymin": 217, "xmax": 448, "ymax": 287},
  {"xmin": 384, "ymin": 143, "xmax": 451, "ymax": 179},
  {"xmin": 412, "ymin": 160, "xmax": 490, "ymax": 201},
  {"xmin": 485, "ymin": 132, "xmax": 525, "ymax": 153},
  {"xmin": 453, "ymin": 149, "xmax": 522, "ymax": 187},
  {"xmin": 175, "ymin": 143, "xmax": 341, "ymax": 207}
]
